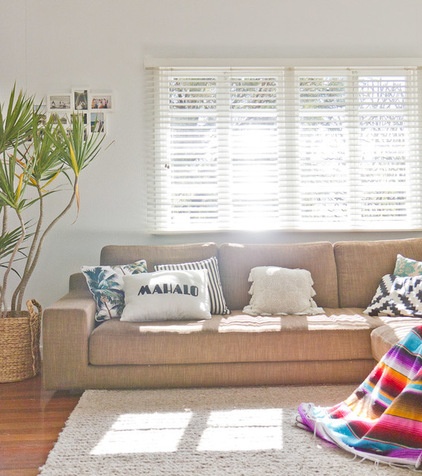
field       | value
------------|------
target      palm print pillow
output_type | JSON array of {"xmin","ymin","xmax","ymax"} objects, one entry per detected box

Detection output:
[{"xmin": 82, "ymin": 260, "xmax": 147, "ymax": 322}]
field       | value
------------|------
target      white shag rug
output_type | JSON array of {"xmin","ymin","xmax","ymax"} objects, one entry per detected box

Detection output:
[{"xmin": 39, "ymin": 385, "xmax": 409, "ymax": 476}]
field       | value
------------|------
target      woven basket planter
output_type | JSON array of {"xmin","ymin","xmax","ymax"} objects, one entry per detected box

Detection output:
[{"xmin": 0, "ymin": 299, "xmax": 42, "ymax": 383}]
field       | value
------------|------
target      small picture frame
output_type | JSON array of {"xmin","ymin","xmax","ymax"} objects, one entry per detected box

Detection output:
[
  {"xmin": 73, "ymin": 88, "xmax": 89, "ymax": 111},
  {"xmin": 90, "ymin": 112, "xmax": 106, "ymax": 134},
  {"xmin": 91, "ymin": 94, "xmax": 113, "ymax": 111},
  {"xmin": 72, "ymin": 111, "xmax": 88, "ymax": 125},
  {"xmin": 47, "ymin": 94, "xmax": 71, "ymax": 111},
  {"xmin": 34, "ymin": 103, "xmax": 47, "ymax": 125},
  {"xmin": 50, "ymin": 112, "xmax": 70, "ymax": 127}
]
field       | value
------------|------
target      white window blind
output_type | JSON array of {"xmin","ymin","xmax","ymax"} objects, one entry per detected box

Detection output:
[{"xmin": 146, "ymin": 63, "xmax": 421, "ymax": 232}]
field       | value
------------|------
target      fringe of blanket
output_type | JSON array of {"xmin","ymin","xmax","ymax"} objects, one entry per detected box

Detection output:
[
  {"xmin": 296, "ymin": 402, "xmax": 422, "ymax": 472},
  {"xmin": 296, "ymin": 326, "xmax": 422, "ymax": 471}
]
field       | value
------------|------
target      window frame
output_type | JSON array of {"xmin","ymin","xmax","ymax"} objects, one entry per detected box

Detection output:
[{"xmin": 145, "ymin": 58, "xmax": 422, "ymax": 234}]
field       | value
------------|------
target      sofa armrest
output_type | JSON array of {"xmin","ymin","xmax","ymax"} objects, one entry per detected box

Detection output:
[{"xmin": 42, "ymin": 290, "xmax": 96, "ymax": 390}]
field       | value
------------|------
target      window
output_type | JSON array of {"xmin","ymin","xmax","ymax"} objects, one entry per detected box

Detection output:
[{"xmin": 146, "ymin": 61, "xmax": 421, "ymax": 232}]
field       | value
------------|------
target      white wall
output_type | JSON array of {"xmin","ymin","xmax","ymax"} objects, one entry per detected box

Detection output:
[{"xmin": 1, "ymin": 0, "xmax": 422, "ymax": 307}]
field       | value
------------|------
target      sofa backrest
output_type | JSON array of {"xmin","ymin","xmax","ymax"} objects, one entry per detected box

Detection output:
[
  {"xmin": 218, "ymin": 242, "xmax": 339, "ymax": 310},
  {"xmin": 69, "ymin": 242, "xmax": 219, "ymax": 293},
  {"xmin": 100, "ymin": 242, "xmax": 218, "ymax": 270},
  {"xmin": 334, "ymin": 237, "xmax": 422, "ymax": 308},
  {"xmin": 72, "ymin": 238, "xmax": 422, "ymax": 312}
]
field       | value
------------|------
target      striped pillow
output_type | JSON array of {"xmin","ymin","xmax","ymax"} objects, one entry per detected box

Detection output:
[{"xmin": 155, "ymin": 256, "xmax": 230, "ymax": 315}]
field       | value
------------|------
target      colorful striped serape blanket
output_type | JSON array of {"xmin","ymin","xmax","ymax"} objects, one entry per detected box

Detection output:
[{"xmin": 297, "ymin": 325, "xmax": 422, "ymax": 469}]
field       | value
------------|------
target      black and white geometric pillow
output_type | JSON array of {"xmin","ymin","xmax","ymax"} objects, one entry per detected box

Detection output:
[{"xmin": 364, "ymin": 274, "xmax": 422, "ymax": 317}]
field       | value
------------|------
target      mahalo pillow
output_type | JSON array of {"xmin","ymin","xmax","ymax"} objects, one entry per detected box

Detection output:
[
  {"xmin": 154, "ymin": 256, "xmax": 230, "ymax": 315},
  {"xmin": 393, "ymin": 254, "xmax": 422, "ymax": 277},
  {"xmin": 364, "ymin": 274, "xmax": 422, "ymax": 317},
  {"xmin": 121, "ymin": 269, "xmax": 211, "ymax": 322},
  {"xmin": 82, "ymin": 260, "xmax": 148, "ymax": 322},
  {"xmin": 243, "ymin": 266, "xmax": 323, "ymax": 316}
]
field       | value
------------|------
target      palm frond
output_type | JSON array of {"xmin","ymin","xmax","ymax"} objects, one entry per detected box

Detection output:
[
  {"xmin": 0, "ymin": 85, "xmax": 35, "ymax": 155},
  {"xmin": 51, "ymin": 113, "xmax": 105, "ymax": 177}
]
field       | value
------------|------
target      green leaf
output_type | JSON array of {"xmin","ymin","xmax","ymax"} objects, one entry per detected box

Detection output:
[
  {"xmin": 0, "ymin": 223, "xmax": 29, "ymax": 269},
  {"xmin": 50, "ymin": 113, "xmax": 104, "ymax": 177},
  {"xmin": 0, "ymin": 85, "xmax": 35, "ymax": 155}
]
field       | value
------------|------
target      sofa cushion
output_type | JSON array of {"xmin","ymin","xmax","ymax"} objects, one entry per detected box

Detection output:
[
  {"xmin": 121, "ymin": 270, "xmax": 211, "ymax": 322},
  {"xmin": 218, "ymin": 242, "xmax": 338, "ymax": 310},
  {"xmin": 364, "ymin": 274, "xmax": 422, "ymax": 317},
  {"xmin": 81, "ymin": 260, "xmax": 148, "ymax": 322},
  {"xmin": 243, "ymin": 266, "xmax": 323, "ymax": 315},
  {"xmin": 334, "ymin": 237, "xmax": 422, "ymax": 308},
  {"xmin": 371, "ymin": 321, "xmax": 422, "ymax": 361},
  {"xmin": 154, "ymin": 256, "xmax": 230, "ymax": 315},
  {"xmin": 89, "ymin": 308, "xmax": 381, "ymax": 366},
  {"xmin": 394, "ymin": 254, "xmax": 422, "ymax": 277}
]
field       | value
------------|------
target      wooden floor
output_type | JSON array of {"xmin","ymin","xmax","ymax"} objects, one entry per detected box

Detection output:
[{"xmin": 0, "ymin": 375, "xmax": 82, "ymax": 476}]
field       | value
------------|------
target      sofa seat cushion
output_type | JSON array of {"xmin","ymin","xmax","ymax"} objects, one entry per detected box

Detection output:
[
  {"xmin": 89, "ymin": 308, "xmax": 383, "ymax": 366},
  {"xmin": 371, "ymin": 318, "xmax": 422, "ymax": 361}
]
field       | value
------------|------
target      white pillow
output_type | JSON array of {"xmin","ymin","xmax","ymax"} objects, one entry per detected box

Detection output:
[
  {"xmin": 121, "ymin": 269, "xmax": 211, "ymax": 322},
  {"xmin": 243, "ymin": 266, "xmax": 324, "ymax": 316},
  {"xmin": 155, "ymin": 256, "xmax": 230, "ymax": 315}
]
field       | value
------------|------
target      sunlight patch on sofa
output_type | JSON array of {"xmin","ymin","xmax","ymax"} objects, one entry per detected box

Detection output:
[
  {"xmin": 197, "ymin": 408, "xmax": 283, "ymax": 452},
  {"xmin": 90, "ymin": 411, "xmax": 193, "ymax": 455}
]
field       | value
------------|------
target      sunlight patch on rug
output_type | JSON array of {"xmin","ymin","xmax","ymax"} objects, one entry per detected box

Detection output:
[
  {"xmin": 91, "ymin": 411, "xmax": 193, "ymax": 454},
  {"xmin": 198, "ymin": 409, "xmax": 283, "ymax": 451},
  {"xmin": 91, "ymin": 408, "xmax": 283, "ymax": 455}
]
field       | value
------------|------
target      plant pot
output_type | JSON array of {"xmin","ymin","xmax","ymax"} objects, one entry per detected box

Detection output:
[{"xmin": 0, "ymin": 300, "xmax": 42, "ymax": 383}]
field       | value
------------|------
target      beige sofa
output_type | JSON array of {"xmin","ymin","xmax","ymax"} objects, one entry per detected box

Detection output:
[{"xmin": 42, "ymin": 238, "xmax": 422, "ymax": 390}]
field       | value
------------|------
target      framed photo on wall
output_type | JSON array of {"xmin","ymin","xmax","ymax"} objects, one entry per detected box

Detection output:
[
  {"xmin": 90, "ymin": 112, "xmax": 106, "ymax": 134},
  {"xmin": 47, "ymin": 94, "xmax": 71, "ymax": 111},
  {"xmin": 91, "ymin": 94, "xmax": 113, "ymax": 111},
  {"xmin": 73, "ymin": 88, "xmax": 89, "ymax": 111},
  {"xmin": 49, "ymin": 112, "xmax": 70, "ymax": 127}
]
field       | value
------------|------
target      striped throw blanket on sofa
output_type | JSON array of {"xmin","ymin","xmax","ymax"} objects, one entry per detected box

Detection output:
[{"xmin": 297, "ymin": 325, "xmax": 422, "ymax": 469}]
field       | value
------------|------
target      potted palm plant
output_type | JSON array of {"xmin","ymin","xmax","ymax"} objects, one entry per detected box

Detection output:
[{"xmin": 0, "ymin": 86, "xmax": 105, "ymax": 382}]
